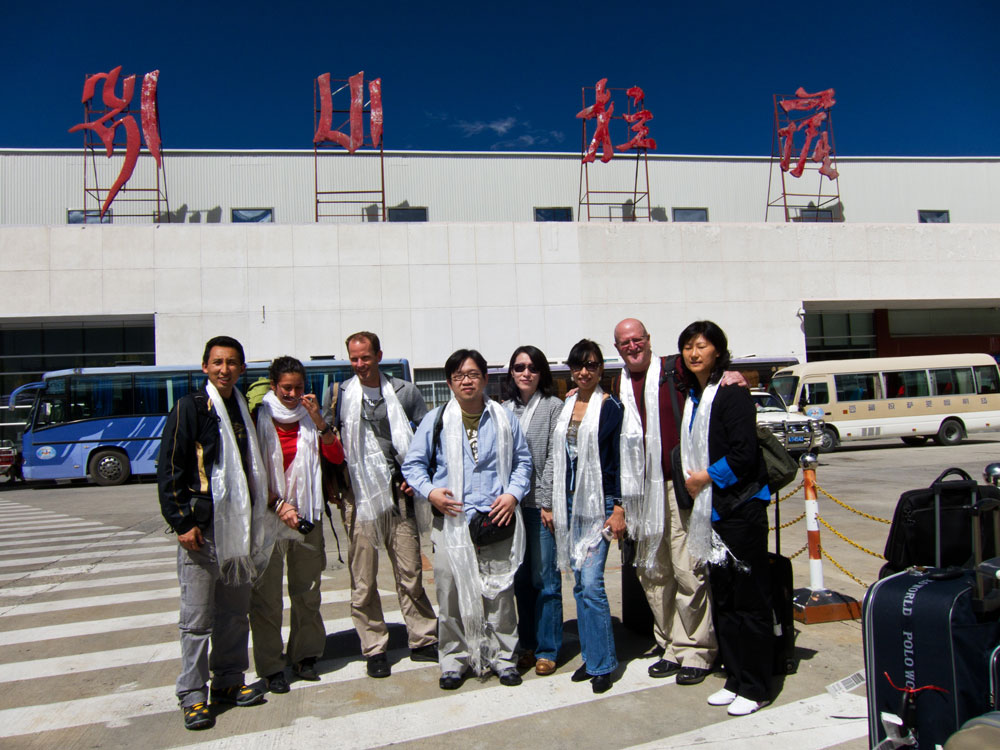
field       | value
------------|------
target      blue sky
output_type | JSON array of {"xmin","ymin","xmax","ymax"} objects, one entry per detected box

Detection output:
[{"xmin": 3, "ymin": 1, "xmax": 997, "ymax": 156}]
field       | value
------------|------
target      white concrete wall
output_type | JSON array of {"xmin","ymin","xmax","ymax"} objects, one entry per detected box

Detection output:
[{"xmin": 1, "ymin": 222, "xmax": 998, "ymax": 369}]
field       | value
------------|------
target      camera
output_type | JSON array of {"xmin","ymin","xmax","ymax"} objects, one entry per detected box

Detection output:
[{"xmin": 297, "ymin": 518, "xmax": 315, "ymax": 535}]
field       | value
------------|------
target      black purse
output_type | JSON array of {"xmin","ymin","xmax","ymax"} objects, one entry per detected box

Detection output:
[
  {"xmin": 670, "ymin": 445, "xmax": 694, "ymax": 510},
  {"xmin": 468, "ymin": 509, "xmax": 517, "ymax": 546}
]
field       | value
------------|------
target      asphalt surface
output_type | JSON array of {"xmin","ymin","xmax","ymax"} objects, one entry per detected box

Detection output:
[{"xmin": 3, "ymin": 434, "xmax": 999, "ymax": 749}]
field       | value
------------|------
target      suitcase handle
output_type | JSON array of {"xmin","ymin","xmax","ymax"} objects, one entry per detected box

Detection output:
[{"xmin": 932, "ymin": 467, "xmax": 977, "ymax": 490}]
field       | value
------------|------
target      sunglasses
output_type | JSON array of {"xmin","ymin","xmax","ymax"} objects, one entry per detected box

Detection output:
[
  {"xmin": 512, "ymin": 363, "xmax": 538, "ymax": 374},
  {"xmin": 571, "ymin": 361, "xmax": 602, "ymax": 372}
]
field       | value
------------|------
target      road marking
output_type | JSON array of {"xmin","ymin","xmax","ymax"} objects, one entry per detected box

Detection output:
[
  {"xmin": 0, "ymin": 557, "xmax": 174, "ymax": 582},
  {"xmin": 0, "ymin": 609, "xmax": 402, "ymax": 682},
  {"xmin": 0, "ymin": 530, "xmax": 143, "ymax": 548},
  {"xmin": 628, "ymin": 693, "xmax": 868, "ymax": 749},
  {"xmin": 0, "ymin": 544, "xmax": 178, "ymax": 569},
  {"xmin": 0, "ymin": 537, "xmax": 169, "ymax": 558},
  {"xmin": 0, "ymin": 645, "xmax": 433, "ymax": 739},
  {"xmin": 0, "ymin": 570, "xmax": 179, "ymax": 597},
  {"xmin": 0, "ymin": 522, "xmax": 114, "ymax": 539}
]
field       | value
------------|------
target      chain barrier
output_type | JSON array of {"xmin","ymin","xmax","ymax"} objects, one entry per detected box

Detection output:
[
  {"xmin": 775, "ymin": 480, "xmax": 804, "ymax": 504},
  {"xmin": 822, "ymin": 547, "xmax": 870, "ymax": 589},
  {"xmin": 788, "ymin": 543, "xmax": 809, "ymax": 560},
  {"xmin": 817, "ymin": 514, "xmax": 886, "ymax": 560},
  {"xmin": 815, "ymin": 483, "xmax": 892, "ymax": 525},
  {"xmin": 769, "ymin": 511, "xmax": 806, "ymax": 532}
]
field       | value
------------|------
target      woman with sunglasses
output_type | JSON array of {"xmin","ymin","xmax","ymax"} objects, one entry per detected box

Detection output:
[
  {"xmin": 550, "ymin": 339, "xmax": 624, "ymax": 693},
  {"xmin": 677, "ymin": 321, "xmax": 772, "ymax": 717},
  {"xmin": 501, "ymin": 346, "xmax": 565, "ymax": 676}
]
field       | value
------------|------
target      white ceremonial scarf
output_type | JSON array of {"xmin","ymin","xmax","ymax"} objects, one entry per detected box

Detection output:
[
  {"xmin": 551, "ymin": 388, "xmax": 607, "ymax": 571},
  {"xmin": 619, "ymin": 356, "xmax": 665, "ymax": 573},
  {"xmin": 504, "ymin": 390, "xmax": 542, "ymax": 433},
  {"xmin": 256, "ymin": 391, "xmax": 324, "ymax": 528},
  {"xmin": 440, "ymin": 397, "xmax": 525, "ymax": 676},
  {"xmin": 340, "ymin": 374, "xmax": 414, "ymax": 542},
  {"xmin": 205, "ymin": 382, "xmax": 273, "ymax": 583},
  {"xmin": 680, "ymin": 381, "xmax": 733, "ymax": 566}
]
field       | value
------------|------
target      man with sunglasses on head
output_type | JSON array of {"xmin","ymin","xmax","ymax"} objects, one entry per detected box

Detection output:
[{"xmin": 323, "ymin": 331, "xmax": 438, "ymax": 679}]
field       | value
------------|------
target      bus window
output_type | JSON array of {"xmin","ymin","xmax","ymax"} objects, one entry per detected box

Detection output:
[
  {"xmin": 931, "ymin": 368, "xmax": 976, "ymax": 396},
  {"xmin": 975, "ymin": 365, "xmax": 1000, "ymax": 394},
  {"xmin": 803, "ymin": 382, "xmax": 830, "ymax": 406},
  {"xmin": 135, "ymin": 373, "xmax": 192, "ymax": 414},
  {"xmin": 834, "ymin": 373, "xmax": 880, "ymax": 402},
  {"xmin": 33, "ymin": 378, "xmax": 68, "ymax": 428},
  {"xmin": 770, "ymin": 375, "xmax": 798, "ymax": 406},
  {"xmin": 70, "ymin": 375, "xmax": 134, "ymax": 419},
  {"xmin": 884, "ymin": 370, "xmax": 930, "ymax": 398}
]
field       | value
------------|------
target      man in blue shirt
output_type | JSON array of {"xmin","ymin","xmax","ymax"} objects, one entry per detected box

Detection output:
[{"xmin": 402, "ymin": 349, "xmax": 532, "ymax": 690}]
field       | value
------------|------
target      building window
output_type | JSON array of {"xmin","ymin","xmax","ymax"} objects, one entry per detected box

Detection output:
[
  {"xmin": 798, "ymin": 208, "xmax": 834, "ymax": 222},
  {"xmin": 918, "ymin": 209, "xmax": 950, "ymax": 223},
  {"xmin": 232, "ymin": 208, "xmax": 274, "ymax": 223},
  {"xmin": 672, "ymin": 207, "xmax": 708, "ymax": 222},
  {"xmin": 67, "ymin": 209, "xmax": 111, "ymax": 224},
  {"xmin": 387, "ymin": 207, "xmax": 428, "ymax": 222},
  {"xmin": 534, "ymin": 207, "xmax": 573, "ymax": 222}
]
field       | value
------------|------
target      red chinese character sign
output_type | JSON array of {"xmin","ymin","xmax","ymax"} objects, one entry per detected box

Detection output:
[
  {"xmin": 576, "ymin": 79, "xmax": 657, "ymax": 221},
  {"xmin": 766, "ymin": 87, "xmax": 842, "ymax": 223},
  {"xmin": 313, "ymin": 71, "xmax": 387, "ymax": 222},
  {"xmin": 68, "ymin": 66, "xmax": 164, "ymax": 219}
]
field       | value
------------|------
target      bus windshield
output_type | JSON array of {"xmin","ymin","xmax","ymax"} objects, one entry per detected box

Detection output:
[{"xmin": 770, "ymin": 375, "xmax": 797, "ymax": 406}]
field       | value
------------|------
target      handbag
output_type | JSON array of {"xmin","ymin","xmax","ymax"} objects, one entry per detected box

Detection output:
[
  {"xmin": 669, "ymin": 444, "xmax": 694, "ymax": 510},
  {"xmin": 468, "ymin": 509, "xmax": 517, "ymax": 546}
]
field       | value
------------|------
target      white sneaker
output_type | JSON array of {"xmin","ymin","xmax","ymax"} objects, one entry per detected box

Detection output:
[
  {"xmin": 707, "ymin": 687, "xmax": 737, "ymax": 706},
  {"xmin": 727, "ymin": 695, "xmax": 769, "ymax": 716}
]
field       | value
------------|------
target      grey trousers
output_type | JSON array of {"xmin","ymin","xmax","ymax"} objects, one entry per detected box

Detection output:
[
  {"xmin": 431, "ymin": 515, "xmax": 517, "ymax": 675},
  {"xmin": 249, "ymin": 522, "xmax": 327, "ymax": 677},
  {"xmin": 343, "ymin": 498, "xmax": 438, "ymax": 657},
  {"xmin": 176, "ymin": 533, "xmax": 251, "ymax": 708}
]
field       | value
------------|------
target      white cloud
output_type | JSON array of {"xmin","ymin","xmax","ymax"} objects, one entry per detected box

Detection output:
[{"xmin": 456, "ymin": 117, "xmax": 518, "ymax": 137}]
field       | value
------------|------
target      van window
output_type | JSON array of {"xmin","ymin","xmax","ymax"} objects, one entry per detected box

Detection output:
[
  {"xmin": 834, "ymin": 373, "xmax": 880, "ymax": 401},
  {"xmin": 884, "ymin": 370, "xmax": 930, "ymax": 398},
  {"xmin": 803, "ymin": 382, "xmax": 830, "ymax": 406},
  {"xmin": 975, "ymin": 365, "xmax": 1000, "ymax": 394},
  {"xmin": 930, "ymin": 368, "xmax": 976, "ymax": 396}
]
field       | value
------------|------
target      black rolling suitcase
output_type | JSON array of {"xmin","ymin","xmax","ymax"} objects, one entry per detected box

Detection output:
[
  {"xmin": 864, "ymin": 498, "xmax": 1000, "ymax": 749},
  {"xmin": 770, "ymin": 492, "xmax": 796, "ymax": 675}
]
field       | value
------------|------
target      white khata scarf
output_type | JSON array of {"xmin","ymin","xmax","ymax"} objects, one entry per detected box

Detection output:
[
  {"xmin": 619, "ymin": 356, "xmax": 665, "ymax": 573},
  {"xmin": 504, "ymin": 390, "xmax": 541, "ymax": 432},
  {"xmin": 340, "ymin": 374, "xmax": 414, "ymax": 542},
  {"xmin": 551, "ymin": 388, "xmax": 607, "ymax": 571},
  {"xmin": 256, "ymin": 391, "xmax": 324, "ymax": 529},
  {"xmin": 440, "ymin": 397, "xmax": 525, "ymax": 676},
  {"xmin": 680, "ymin": 381, "xmax": 734, "ymax": 566},
  {"xmin": 205, "ymin": 382, "xmax": 273, "ymax": 584}
]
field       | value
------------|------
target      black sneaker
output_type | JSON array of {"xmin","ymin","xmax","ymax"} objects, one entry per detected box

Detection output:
[
  {"xmin": 210, "ymin": 683, "xmax": 266, "ymax": 707},
  {"xmin": 293, "ymin": 658, "xmax": 321, "ymax": 681},
  {"xmin": 265, "ymin": 671, "xmax": 290, "ymax": 694},
  {"xmin": 648, "ymin": 659, "xmax": 681, "ymax": 678},
  {"xmin": 367, "ymin": 653, "xmax": 391, "ymax": 678},
  {"xmin": 439, "ymin": 671, "xmax": 463, "ymax": 690},
  {"xmin": 182, "ymin": 702, "xmax": 214, "ymax": 730},
  {"xmin": 571, "ymin": 664, "xmax": 590, "ymax": 682},
  {"xmin": 410, "ymin": 643, "xmax": 439, "ymax": 663},
  {"xmin": 675, "ymin": 666, "xmax": 711, "ymax": 686},
  {"xmin": 498, "ymin": 668, "xmax": 522, "ymax": 687}
]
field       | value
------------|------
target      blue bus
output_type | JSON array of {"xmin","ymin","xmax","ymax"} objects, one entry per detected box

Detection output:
[{"xmin": 10, "ymin": 358, "xmax": 411, "ymax": 486}]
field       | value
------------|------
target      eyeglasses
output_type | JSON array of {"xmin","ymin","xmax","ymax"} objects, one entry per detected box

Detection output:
[
  {"xmin": 512, "ymin": 363, "xmax": 538, "ymax": 374},
  {"xmin": 570, "ymin": 361, "xmax": 602, "ymax": 372},
  {"xmin": 616, "ymin": 336, "xmax": 648, "ymax": 348},
  {"xmin": 450, "ymin": 371, "xmax": 483, "ymax": 383}
]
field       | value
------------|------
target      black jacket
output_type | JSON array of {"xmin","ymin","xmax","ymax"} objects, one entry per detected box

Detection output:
[
  {"xmin": 157, "ymin": 388, "xmax": 246, "ymax": 534},
  {"xmin": 701, "ymin": 384, "xmax": 768, "ymax": 520}
]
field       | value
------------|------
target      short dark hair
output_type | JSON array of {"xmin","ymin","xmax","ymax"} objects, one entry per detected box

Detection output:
[
  {"xmin": 445, "ymin": 349, "xmax": 488, "ymax": 380},
  {"xmin": 502, "ymin": 345, "xmax": 554, "ymax": 401},
  {"xmin": 268, "ymin": 355, "xmax": 306, "ymax": 383},
  {"xmin": 677, "ymin": 320, "xmax": 731, "ymax": 386},
  {"xmin": 345, "ymin": 331, "xmax": 381, "ymax": 355},
  {"xmin": 202, "ymin": 336, "xmax": 245, "ymax": 366},
  {"xmin": 566, "ymin": 339, "xmax": 604, "ymax": 370}
]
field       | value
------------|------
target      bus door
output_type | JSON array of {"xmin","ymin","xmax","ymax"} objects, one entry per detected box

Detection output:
[{"xmin": 798, "ymin": 377, "xmax": 832, "ymax": 420}]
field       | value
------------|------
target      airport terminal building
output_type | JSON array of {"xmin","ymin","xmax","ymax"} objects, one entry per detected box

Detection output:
[{"xmin": 1, "ymin": 147, "xmax": 999, "ymax": 408}]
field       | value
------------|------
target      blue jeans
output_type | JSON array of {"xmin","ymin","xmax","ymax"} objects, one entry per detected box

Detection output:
[
  {"xmin": 514, "ymin": 506, "xmax": 563, "ymax": 661},
  {"xmin": 573, "ymin": 535, "xmax": 617, "ymax": 676}
]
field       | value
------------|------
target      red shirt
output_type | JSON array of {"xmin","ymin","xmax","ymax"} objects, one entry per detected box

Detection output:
[{"xmin": 274, "ymin": 421, "xmax": 344, "ymax": 470}]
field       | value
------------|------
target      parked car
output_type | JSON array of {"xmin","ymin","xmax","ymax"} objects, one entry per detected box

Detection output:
[{"xmin": 751, "ymin": 389, "xmax": 823, "ymax": 453}]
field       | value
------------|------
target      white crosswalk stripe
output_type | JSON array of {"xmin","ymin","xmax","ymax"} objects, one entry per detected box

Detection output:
[
  {"xmin": 0, "ymin": 530, "xmax": 144, "ymax": 548},
  {"xmin": 0, "ymin": 495, "xmax": 869, "ymax": 750}
]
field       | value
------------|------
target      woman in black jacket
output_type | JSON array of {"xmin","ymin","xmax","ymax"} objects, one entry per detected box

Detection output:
[{"xmin": 677, "ymin": 320, "xmax": 772, "ymax": 717}]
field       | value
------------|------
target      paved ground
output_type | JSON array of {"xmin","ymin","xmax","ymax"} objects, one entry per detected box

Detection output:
[{"xmin": 2, "ymin": 434, "xmax": 999, "ymax": 749}]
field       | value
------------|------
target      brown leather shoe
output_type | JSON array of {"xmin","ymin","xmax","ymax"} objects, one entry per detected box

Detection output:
[
  {"xmin": 517, "ymin": 650, "xmax": 536, "ymax": 669},
  {"xmin": 535, "ymin": 658, "xmax": 556, "ymax": 676}
]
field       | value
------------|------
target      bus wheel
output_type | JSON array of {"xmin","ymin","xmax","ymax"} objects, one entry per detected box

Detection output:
[
  {"xmin": 90, "ymin": 450, "xmax": 131, "ymax": 486},
  {"xmin": 934, "ymin": 419, "xmax": 964, "ymax": 447},
  {"xmin": 816, "ymin": 427, "xmax": 839, "ymax": 453},
  {"xmin": 901, "ymin": 436, "xmax": 930, "ymax": 446}
]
